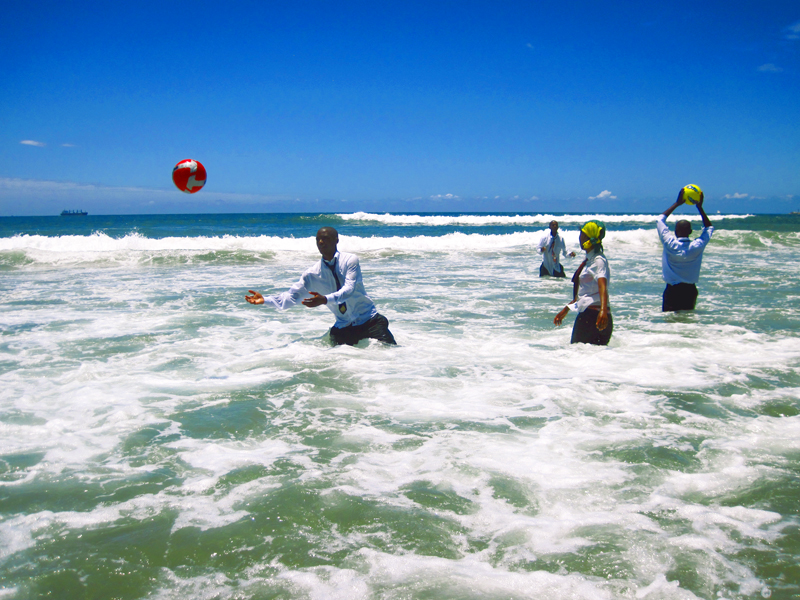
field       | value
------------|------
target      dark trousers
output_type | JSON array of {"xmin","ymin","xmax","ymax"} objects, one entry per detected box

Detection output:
[
  {"xmin": 570, "ymin": 309, "xmax": 613, "ymax": 346},
  {"xmin": 329, "ymin": 313, "xmax": 396, "ymax": 346},
  {"xmin": 540, "ymin": 263, "xmax": 566, "ymax": 278},
  {"xmin": 662, "ymin": 283, "xmax": 698, "ymax": 312}
]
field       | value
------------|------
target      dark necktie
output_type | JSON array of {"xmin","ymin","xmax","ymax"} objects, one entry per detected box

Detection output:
[
  {"xmin": 549, "ymin": 236, "xmax": 557, "ymax": 261},
  {"xmin": 572, "ymin": 259, "xmax": 587, "ymax": 302},
  {"xmin": 325, "ymin": 260, "xmax": 347, "ymax": 314}
]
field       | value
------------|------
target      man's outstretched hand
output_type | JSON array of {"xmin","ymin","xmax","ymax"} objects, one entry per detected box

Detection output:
[
  {"xmin": 302, "ymin": 291, "xmax": 328, "ymax": 308},
  {"xmin": 245, "ymin": 290, "xmax": 264, "ymax": 305}
]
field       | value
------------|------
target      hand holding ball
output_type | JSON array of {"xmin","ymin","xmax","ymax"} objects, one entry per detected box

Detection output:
[
  {"xmin": 682, "ymin": 184, "xmax": 703, "ymax": 205},
  {"xmin": 172, "ymin": 159, "xmax": 207, "ymax": 194}
]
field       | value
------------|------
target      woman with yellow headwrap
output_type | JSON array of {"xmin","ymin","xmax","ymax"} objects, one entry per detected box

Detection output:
[{"xmin": 553, "ymin": 220, "xmax": 613, "ymax": 345}]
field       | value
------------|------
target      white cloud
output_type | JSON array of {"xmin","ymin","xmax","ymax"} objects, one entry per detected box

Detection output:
[
  {"xmin": 784, "ymin": 20, "xmax": 800, "ymax": 40},
  {"xmin": 20, "ymin": 140, "xmax": 46, "ymax": 147},
  {"xmin": 589, "ymin": 190, "xmax": 616, "ymax": 200},
  {"xmin": 430, "ymin": 193, "xmax": 459, "ymax": 200},
  {"xmin": 61, "ymin": 143, "xmax": 76, "ymax": 147},
  {"xmin": 758, "ymin": 63, "xmax": 783, "ymax": 73},
  {"xmin": 723, "ymin": 192, "xmax": 748, "ymax": 199}
]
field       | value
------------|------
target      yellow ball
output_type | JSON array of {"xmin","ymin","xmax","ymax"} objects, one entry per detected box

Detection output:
[{"xmin": 683, "ymin": 184, "xmax": 703, "ymax": 205}]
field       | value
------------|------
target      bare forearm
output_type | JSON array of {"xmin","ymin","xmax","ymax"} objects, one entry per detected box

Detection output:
[
  {"xmin": 697, "ymin": 204, "xmax": 712, "ymax": 228},
  {"xmin": 663, "ymin": 189, "xmax": 686, "ymax": 218},
  {"xmin": 662, "ymin": 202, "xmax": 682, "ymax": 218},
  {"xmin": 598, "ymin": 278, "xmax": 608, "ymax": 312}
]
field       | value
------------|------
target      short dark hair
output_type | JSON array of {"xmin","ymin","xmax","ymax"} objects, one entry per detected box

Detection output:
[
  {"xmin": 317, "ymin": 226, "xmax": 338, "ymax": 238},
  {"xmin": 675, "ymin": 220, "xmax": 692, "ymax": 238}
]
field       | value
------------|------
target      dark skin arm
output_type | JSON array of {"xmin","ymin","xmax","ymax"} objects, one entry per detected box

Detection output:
[
  {"xmin": 596, "ymin": 277, "xmax": 609, "ymax": 331},
  {"xmin": 301, "ymin": 291, "xmax": 328, "ymax": 307},
  {"xmin": 662, "ymin": 188, "xmax": 687, "ymax": 218},
  {"xmin": 245, "ymin": 290, "xmax": 264, "ymax": 304},
  {"xmin": 663, "ymin": 188, "xmax": 710, "ymax": 228},
  {"xmin": 554, "ymin": 277, "xmax": 609, "ymax": 329},
  {"xmin": 245, "ymin": 289, "xmax": 328, "ymax": 308},
  {"xmin": 554, "ymin": 255, "xmax": 609, "ymax": 329},
  {"xmin": 696, "ymin": 197, "xmax": 712, "ymax": 228}
]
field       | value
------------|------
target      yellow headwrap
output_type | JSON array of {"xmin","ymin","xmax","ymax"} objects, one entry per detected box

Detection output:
[{"xmin": 581, "ymin": 221, "xmax": 606, "ymax": 250}]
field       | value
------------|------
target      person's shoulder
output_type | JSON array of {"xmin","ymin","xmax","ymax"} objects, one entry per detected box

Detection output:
[
  {"xmin": 338, "ymin": 251, "xmax": 360, "ymax": 265},
  {"xmin": 593, "ymin": 253, "xmax": 610, "ymax": 275},
  {"xmin": 696, "ymin": 226, "xmax": 714, "ymax": 244},
  {"xmin": 302, "ymin": 260, "xmax": 324, "ymax": 276}
]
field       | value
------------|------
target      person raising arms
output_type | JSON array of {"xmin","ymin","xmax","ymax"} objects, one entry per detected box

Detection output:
[{"xmin": 657, "ymin": 188, "xmax": 714, "ymax": 311}]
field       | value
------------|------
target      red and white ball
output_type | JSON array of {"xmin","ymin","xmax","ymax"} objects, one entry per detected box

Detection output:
[{"xmin": 172, "ymin": 159, "xmax": 207, "ymax": 194}]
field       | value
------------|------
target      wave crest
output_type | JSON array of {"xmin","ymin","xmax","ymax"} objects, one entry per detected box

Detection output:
[{"xmin": 336, "ymin": 212, "xmax": 753, "ymax": 226}]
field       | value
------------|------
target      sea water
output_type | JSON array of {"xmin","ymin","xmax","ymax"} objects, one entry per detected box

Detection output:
[{"xmin": 1, "ymin": 212, "xmax": 799, "ymax": 600}]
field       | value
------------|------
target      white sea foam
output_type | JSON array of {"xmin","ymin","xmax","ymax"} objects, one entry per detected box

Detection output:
[
  {"xmin": 0, "ymin": 227, "xmax": 764, "ymax": 268},
  {"xmin": 1, "ymin": 220, "xmax": 798, "ymax": 599}
]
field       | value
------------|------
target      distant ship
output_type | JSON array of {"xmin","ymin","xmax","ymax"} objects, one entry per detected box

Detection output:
[{"xmin": 60, "ymin": 209, "xmax": 88, "ymax": 216}]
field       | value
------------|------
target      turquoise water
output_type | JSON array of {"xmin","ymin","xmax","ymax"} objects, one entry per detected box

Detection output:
[{"xmin": 1, "ymin": 212, "xmax": 799, "ymax": 599}]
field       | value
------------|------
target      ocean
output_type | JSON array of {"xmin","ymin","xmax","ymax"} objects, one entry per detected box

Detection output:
[{"xmin": 1, "ymin": 212, "xmax": 799, "ymax": 600}]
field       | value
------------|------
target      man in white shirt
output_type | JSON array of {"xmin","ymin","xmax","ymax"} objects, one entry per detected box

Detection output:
[
  {"xmin": 657, "ymin": 189, "xmax": 714, "ymax": 311},
  {"xmin": 538, "ymin": 220, "xmax": 576, "ymax": 277},
  {"xmin": 245, "ymin": 227, "xmax": 396, "ymax": 345}
]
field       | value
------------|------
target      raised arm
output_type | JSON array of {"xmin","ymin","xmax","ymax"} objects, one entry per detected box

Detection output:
[
  {"xmin": 696, "ymin": 194, "xmax": 712, "ymax": 228},
  {"xmin": 662, "ymin": 188, "xmax": 686, "ymax": 219}
]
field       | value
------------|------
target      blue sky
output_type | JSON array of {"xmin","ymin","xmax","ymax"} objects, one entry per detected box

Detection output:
[{"xmin": 1, "ymin": 1, "xmax": 798, "ymax": 216}]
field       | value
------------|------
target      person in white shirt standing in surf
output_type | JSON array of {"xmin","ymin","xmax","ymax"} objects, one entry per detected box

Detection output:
[
  {"xmin": 538, "ymin": 220, "xmax": 576, "ymax": 277},
  {"xmin": 246, "ymin": 227, "xmax": 396, "ymax": 346}
]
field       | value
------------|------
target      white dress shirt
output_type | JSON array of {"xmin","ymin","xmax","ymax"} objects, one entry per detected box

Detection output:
[
  {"xmin": 568, "ymin": 249, "xmax": 610, "ymax": 313},
  {"xmin": 656, "ymin": 215, "xmax": 714, "ymax": 285},
  {"xmin": 262, "ymin": 251, "xmax": 378, "ymax": 328},
  {"xmin": 538, "ymin": 232, "xmax": 570, "ymax": 275}
]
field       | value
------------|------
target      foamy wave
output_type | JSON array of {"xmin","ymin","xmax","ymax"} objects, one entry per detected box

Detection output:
[
  {"xmin": 0, "ymin": 228, "xmax": 773, "ymax": 267},
  {"xmin": 336, "ymin": 212, "xmax": 753, "ymax": 226},
  {"xmin": 0, "ymin": 232, "xmax": 311, "ymax": 254}
]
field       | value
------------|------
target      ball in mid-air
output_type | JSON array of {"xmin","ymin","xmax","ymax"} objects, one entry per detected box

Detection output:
[
  {"xmin": 682, "ymin": 184, "xmax": 703, "ymax": 205},
  {"xmin": 172, "ymin": 159, "xmax": 207, "ymax": 194}
]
